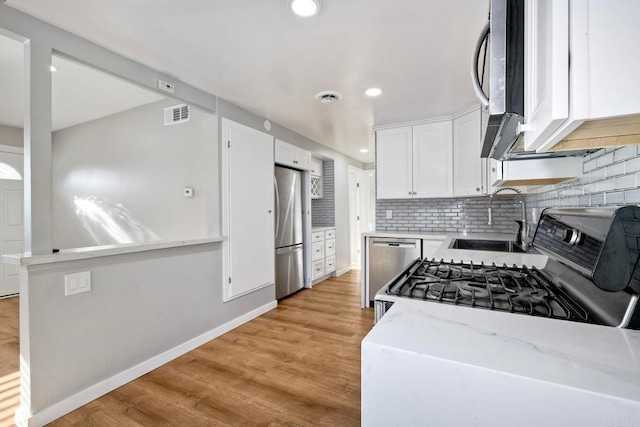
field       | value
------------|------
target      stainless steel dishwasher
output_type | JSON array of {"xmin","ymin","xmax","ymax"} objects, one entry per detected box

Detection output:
[{"xmin": 368, "ymin": 237, "xmax": 421, "ymax": 307}]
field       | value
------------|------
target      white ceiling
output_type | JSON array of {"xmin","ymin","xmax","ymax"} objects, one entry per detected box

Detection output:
[
  {"xmin": 0, "ymin": 34, "xmax": 163, "ymax": 132},
  {"xmin": 5, "ymin": 0, "xmax": 489, "ymax": 162}
]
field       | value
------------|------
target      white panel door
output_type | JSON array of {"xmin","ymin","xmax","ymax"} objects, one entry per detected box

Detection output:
[
  {"xmin": 522, "ymin": 0, "xmax": 569, "ymax": 152},
  {"xmin": 0, "ymin": 151, "xmax": 24, "ymax": 297},
  {"xmin": 453, "ymin": 109, "xmax": 484, "ymax": 197},
  {"xmin": 224, "ymin": 119, "xmax": 274, "ymax": 300},
  {"xmin": 412, "ymin": 121, "xmax": 453, "ymax": 198},
  {"xmin": 376, "ymin": 127, "xmax": 413, "ymax": 199}
]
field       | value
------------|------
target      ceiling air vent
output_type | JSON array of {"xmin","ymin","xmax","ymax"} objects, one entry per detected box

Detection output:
[
  {"xmin": 315, "ymin": 91, "xmax": 342, "ymax": 104},
  {"xmin": 164, "ymin": 104, "xmax": 190, "ymax": 126}
]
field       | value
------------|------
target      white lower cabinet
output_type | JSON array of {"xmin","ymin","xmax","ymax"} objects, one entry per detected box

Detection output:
[
  {"xmin": 312, "ymin": 259, "xmax": 325, "ymax": 280},
  {"xmin": 311, "ymin": 227, "xmax": 336, "ymax": 282},
  {"xmin": 312, "ymin": 241, "xmax": 324, "ymax": 261}
]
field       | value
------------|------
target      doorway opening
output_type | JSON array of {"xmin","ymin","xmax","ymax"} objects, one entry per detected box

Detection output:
[{"xmin": 348, "ymin": 166, "xmax": 375, "ymax": 269}]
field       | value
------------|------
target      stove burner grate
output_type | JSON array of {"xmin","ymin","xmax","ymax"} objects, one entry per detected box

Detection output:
[{"xmin": 386, "ymin": 259, "xmax": 589, "ymax": 323}]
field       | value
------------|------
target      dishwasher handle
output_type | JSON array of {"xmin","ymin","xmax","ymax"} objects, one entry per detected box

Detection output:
[{"xmin": 372, "ymin": 240, "xmax": 418, "ymax": 248}]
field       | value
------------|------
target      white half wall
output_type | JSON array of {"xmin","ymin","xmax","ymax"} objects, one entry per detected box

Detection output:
[
  {"xmin": 18, "ymin": 242, "xmax": 275, "ymax": 425},
  {"xmin": 52, "ymin": 100, "xmax": 218, "ymax": 249}
]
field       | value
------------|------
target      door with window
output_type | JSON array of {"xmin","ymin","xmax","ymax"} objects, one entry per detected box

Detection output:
[{"xmin": 0, "ymin": 148, "xmax": 24, "ymax": 298}]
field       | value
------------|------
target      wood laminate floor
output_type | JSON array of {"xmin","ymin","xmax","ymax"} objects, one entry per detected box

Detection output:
[
  {"xmin": 0, "ymin": 296, "xmax": 19, "ymax": 427},
  {"xmin": 48, "ymin": 270, "xmax": 373, "ymax": 426}
]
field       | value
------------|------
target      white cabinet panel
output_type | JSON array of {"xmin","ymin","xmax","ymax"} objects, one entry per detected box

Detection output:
[
  {"xmin": 413, "ymin": 121, "xmax": 453, "ymax": 198},
  {"xmin": 324, "ymin": 229, "xmax": 335, "ymax": 240},
  {"xmin": 422, "ymin": 239, "xmax": 445, "ymax": 260},
  {"xmin": 310, "ymin": 158, "xmax": 323, "ymax": 177},
  {"xmin": 275, "ymin": 139, "xmax": 311, "ymax": 170},
  {"xmin": 312, "ymin": 259, "xmax": 325, "ymax": 279},
  {"xmin": 312, "ymin": 231, "xmax": 324, "ymax": 242},
  {"xmin": 453, "ymin": 109, "xmax": 484, "ymax": 197},
  {"xmin": 325, "ymin": 239, "xmax": 335, "ymax": 257},
  {"xmin": 376, "ymin": 127, "xmax": 413, "ymax": 199},
  {"xmin": 522, "ymin": 0, "xmax": 569, "ymax": 152},
  {"xmin": 312, "ymin": 241, "xmax": 324, "ymax": 261},
  {"xmin": 325, "ymin": 256, "xmax": 336, "ymax": 274},
  {"xmin": 222, "ymin": 119, "xmax": 274, "ymax": 301}
]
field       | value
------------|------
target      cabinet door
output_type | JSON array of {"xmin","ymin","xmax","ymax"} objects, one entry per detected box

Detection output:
[
  {"xmin": 310, "ymin": 158, "xmax": 323, "ymax": 177},
  {"xmin": 223, "ymin": 119, "xmax": 275, "ymax": 300},
  {"xmin": 376, "ymin": 127, "xmax": 413, "ymax": 199},
  {"xmin": 453, "ymin": 109, "xmax": 484, "ymax": 197},
  {"xmin": 275, "ymin": 139, "xmax": 296, "ymax": 168},
  {"xmin": 522, "ymin": 0, "xmax": 569, "ymax": 152},
  {"xmin": 412, "ymin": 121, "xmax": 453, "ymax": 198},
  {"xmin": 296, "ymin": 149, "xmax": 312, "ymax": 170}
]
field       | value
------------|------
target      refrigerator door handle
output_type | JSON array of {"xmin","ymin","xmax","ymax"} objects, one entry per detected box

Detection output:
[{"xmin": 274, "ymin": 175, "xmax": 280, "ymax": 239}]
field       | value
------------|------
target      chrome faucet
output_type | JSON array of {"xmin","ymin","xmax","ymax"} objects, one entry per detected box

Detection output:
[{"xmin": 488, "ymin": 187, "xmax": 529, "ymax": 249}]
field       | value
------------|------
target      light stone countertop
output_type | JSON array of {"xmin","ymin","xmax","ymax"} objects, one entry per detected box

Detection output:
[
  {"xmin": 2, "ymin": 236, "xmax": 227, "ymax": 266},
  {"xmin": 312, "ymin": 226, "xmax": 335, "ymax": 232},
  {"xmin": 362, "ymin": 298, "xmax": 640, "ymax": 425}
]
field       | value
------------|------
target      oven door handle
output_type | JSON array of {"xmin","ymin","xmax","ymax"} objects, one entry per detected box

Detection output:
[{"xmin": 471, "ymin": 21, "xmax": 490, "ymax": 107}]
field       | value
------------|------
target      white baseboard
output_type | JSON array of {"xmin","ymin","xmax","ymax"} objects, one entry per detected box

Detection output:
[
  {"xmin": 336, "ymin": 267, "xmax": 352, "ymax": 277},
  {"xmin": 16, "ymin": 300, "xmax": 277, "ymax": 427}
]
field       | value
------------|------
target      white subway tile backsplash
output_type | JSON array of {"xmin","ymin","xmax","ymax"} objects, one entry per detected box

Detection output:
[
  {"xmin": 596, "ymin": 152, "xmax": 615, "ymax": 168},
  {"xmin": 597, "ymin": 179, "xmax": 615, "ymax": 192},
  {"xmin": 605, "ymin": 191, "xmax": 625, "ymax": 204},
  {"xmin": 615, "ymin": 145, "xmax": 637, "ymax": 162},
  {"xmin": 591, "ymin": 194, "xmax": 604, "ymax": 205},
  {"xmin": 624, "ymin": 189, "xmax": 640, "ymax": 204},
  {"xmin": 614, "ymin": 174, "xmax": 637, "ymax": 190},
  {"xmin": 589, "ymin": 168, "xmax": 605, "ymax": 183},
  {"xmin": 583, "ymin": 183, "xmax": 597, "ymax": 194},
  {"xmin": 625, "ymin": 156, "xmax": 640, "ymax": 173},
  {"xmin": 583, "ymin": 158, "xmax": 598, "ymax": 173},
  {"xmin": 606, "ymin": 162, "xmax": 625, "ymax": 178}
]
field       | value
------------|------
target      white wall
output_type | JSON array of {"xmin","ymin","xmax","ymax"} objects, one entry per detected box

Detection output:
[
  {"xmin": 52, "ymin": 100, "xmax": 218, "ymax": 249},
  {"xmin": 0, "ymin": 124, "xmax": 23, "ymax": 147}
]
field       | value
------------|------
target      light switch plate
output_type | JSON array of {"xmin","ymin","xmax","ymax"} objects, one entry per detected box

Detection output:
[
  {"xmin": 65, "ymin": 271, "xmax": 91, "ymax": 296},
  {"xmin": 386, "ymin": 210, "xmax": 393, "ymax": 219}
]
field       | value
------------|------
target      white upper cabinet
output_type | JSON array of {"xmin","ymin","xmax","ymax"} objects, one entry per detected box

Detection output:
[
  {"xmin": 376, "ymin": 126, "xmax": 413, "ymax": 199},
  {"xmin": 453, "ymin": 108, "xmax": 484, "ymax": 197},
  {"xmin": 309, "ymin": 157, "xmax": 323, "ymax": 177},
  {"xmin": 413, "ymin": 121, "xmax": 453, "ymax": 198},
  {"xmin": 522, "ymin": 0, "xmax": 569, "ymax": 151},
  {"xmin": 522, "ymin": 0, "xmax": 640, "ymax": 153},
  {"xmin": 377, "ymin": 122, "xmax": 454, "ymax": 199},
  {"xmin": 275, "ymin": 139, "xmax": 311, "ymax": 170}
]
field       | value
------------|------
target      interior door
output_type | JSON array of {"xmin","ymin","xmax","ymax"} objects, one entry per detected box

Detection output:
[
  {"xmin": 0, "ymin": 150, "xmax": 24, "ymax": 298},
  {"xmin": 348, "ymin": 167, "xmax": 361, "ymax": 268},
  {"xmin": 223, "ymin": 119, "xmax": 275, "ymax": 301}
]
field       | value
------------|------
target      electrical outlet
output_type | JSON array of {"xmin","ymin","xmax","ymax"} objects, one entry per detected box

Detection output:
[
  {"xmin": 157, "ymin": 79, "xmax": 175, "ymax": 94},
  {"xmin": 184, "ymin": 187, "xmax": 194, "ymax": 198},
  {"xmin": 64, "ymin": 271, "xmax": 91, "ymax": 296},
  {"xmin": 386, "ymin": 210, "xmax": 393, "ymax": 219}
]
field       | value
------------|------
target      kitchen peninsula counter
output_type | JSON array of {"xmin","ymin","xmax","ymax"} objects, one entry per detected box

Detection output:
[{"xmin": 362, "ymin": 298, "xmax": 640, "ymax": 426}]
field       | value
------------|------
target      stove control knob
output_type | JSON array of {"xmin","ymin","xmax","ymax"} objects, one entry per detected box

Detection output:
[{"xmin": 562, "ymin": 228, "xmax": 582, "ymax": 246}]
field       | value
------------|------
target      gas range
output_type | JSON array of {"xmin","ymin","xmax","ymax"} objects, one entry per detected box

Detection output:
[{"xmin": 374, "ymin": 207, "xmax": 640, "ymax": 329}]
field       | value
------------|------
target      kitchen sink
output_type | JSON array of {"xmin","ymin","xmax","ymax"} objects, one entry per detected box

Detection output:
[{"xmin": 449, "ymin": 238, "xmax": 526, "ymax": 253}]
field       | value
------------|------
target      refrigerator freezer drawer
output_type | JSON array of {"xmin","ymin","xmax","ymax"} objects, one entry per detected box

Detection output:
[{"xmin": 275, "ymin": 244, "xmax": 304, "ymax": 299}]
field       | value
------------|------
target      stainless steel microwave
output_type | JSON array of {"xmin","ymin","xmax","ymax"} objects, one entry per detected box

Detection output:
[{"xmin": 472, "ymin": 0, "xmax": 525, "ymax": 160}]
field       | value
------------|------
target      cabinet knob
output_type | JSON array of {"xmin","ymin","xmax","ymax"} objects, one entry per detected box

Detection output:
[
  {"xmin": 268, "ymin": 210, "xmax": 272, "ymax": 213},
  {"xmin": 476, "ymin": 187, "xmax": 480, "ymax": 192},
  {"xmin": 492, "ymin": 167, "xmax": 496, "ymax": 173},
  {"xmin": 408, "ymin": 191, "xmax": 412, "ymax": 195}
]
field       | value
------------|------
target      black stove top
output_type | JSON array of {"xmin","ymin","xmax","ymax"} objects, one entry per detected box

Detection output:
[{"xmin": 385, "ymin": 258, "xmax": 590, "ymax": 323}]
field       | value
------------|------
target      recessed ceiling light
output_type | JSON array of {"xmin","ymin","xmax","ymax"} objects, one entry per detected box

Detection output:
[
  {"xmin": 365, "ymin": 87, "xmax": 382, "ymax": 97},
  {"xmin": 290, "ymin": 0, "xmax": 321, "ymax": 17},
  {"xmin": 360, "ymin": 148, "xmax": 369, "ymax": 153},
  {"xmin": 49, "ymin": 65, "xmax": 57, "ymax": 72}
]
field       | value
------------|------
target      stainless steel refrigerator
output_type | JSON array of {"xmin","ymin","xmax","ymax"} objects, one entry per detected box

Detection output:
[{"xmin": 274, "ymin": 166, "xmax": 304, "ymax": 299}]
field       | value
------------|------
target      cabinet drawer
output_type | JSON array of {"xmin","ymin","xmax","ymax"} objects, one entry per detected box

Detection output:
[
  {"xmin": 312, "ymin": 241, "xmax": 324, "ymax": 261},
  {"xmin": 312, "ymin": 259, "xmax": 325, "ymax": 279},
  {"xmin": 325, "ymin": 239, "xmax": 335, "ymax": 256},
  {"xmin": 325, "ymin": 255, "xmax": 335, "ymax": 274},
  {"xmin": 312, "ymin": 231, "xmax": 324, "ymax": 243},
  {"xmin": 324, "ymin": 229, "xmax": 335, "ymax": 240}
]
